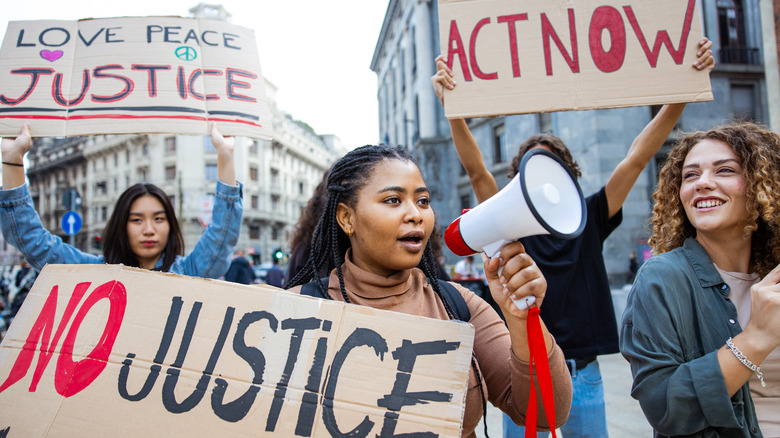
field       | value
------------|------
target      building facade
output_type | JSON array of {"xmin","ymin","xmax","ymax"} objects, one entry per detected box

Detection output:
[{"xmin": 371, "ymin": 0, "xmax": 771, "ymax": 284}]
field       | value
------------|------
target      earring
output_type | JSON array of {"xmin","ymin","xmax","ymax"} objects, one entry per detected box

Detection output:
[{"xmin": 346, "ymin": 230, "xmax": 354, "ymax": 237}]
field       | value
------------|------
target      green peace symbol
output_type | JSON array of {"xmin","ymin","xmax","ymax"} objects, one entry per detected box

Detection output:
[{"xmin": 175, "ymin": 46, "xmax": 198, "ymax": 61}]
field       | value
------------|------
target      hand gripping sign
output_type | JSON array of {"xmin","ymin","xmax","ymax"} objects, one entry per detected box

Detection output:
[{"xmin": 0, "ymin": 17, "xmax": 273, "ymax": 139}]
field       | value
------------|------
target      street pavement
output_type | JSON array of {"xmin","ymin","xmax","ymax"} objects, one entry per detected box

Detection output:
[{"xmin": 475, "ymin": 285, "xmax": 653, "ymax": 437}]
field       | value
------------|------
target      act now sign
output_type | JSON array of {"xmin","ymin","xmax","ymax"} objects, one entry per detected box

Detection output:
[
  {"xmin": 0, "ymin": 265, "xmax": 473, "ymax": 437},
  {"xmin": 437, "ymin": 0, "xmax": 713, "ymax": 118},
  {"xmin": 0, "ymin": 17, "xmax": 273, "ymax": 139}
]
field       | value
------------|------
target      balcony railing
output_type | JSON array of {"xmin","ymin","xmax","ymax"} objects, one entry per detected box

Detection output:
[{"xmin": 719, "ymin": 46, "xmax": 761, "ymax": 65}]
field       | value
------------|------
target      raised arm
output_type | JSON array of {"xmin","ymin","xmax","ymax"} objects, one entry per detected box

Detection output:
[
  {"xmin": 432, "ymin": 56, "xmax": 498, "ymax": 203},
  {"xmin": 604, "ymin": 38, "xmax": 715, "ymax": 218},
  {"xmin": 210, "ymin": 122, "xmax": 236, "ymax": 186},
  {"xmin": 1, "ymin": 123, "xmax": 32, "ymax": 189}
]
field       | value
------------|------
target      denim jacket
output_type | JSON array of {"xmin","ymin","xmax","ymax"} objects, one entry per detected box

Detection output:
[
  {"xmin": 620, "ymin": 238, "xmax": 761, "ymax": 437},
  {"xmin": 0, "ymin": 181, "xmax": 242, "ymax": 279}
]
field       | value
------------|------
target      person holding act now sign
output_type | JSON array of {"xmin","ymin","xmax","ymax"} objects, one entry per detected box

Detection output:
[{"xmin": 433, "ymin": 35, "xmax": 714, "ymax": 438}]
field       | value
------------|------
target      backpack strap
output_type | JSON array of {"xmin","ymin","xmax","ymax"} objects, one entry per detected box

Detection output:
[
  {"xmin": 300, "ymin": 277, "xmax": 330, "ymax": 299},
  {"xmin": 436, "ymin": 279, "xmax": 471, "ymax": 322},
  {"xmin": 301, "ymin": 277, "xmax": 471, "ymax": 322}
]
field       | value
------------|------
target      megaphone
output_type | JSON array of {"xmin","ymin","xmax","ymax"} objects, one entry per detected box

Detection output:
[{"xmin": 445, "ymin": 148, "xmax": 586, "ymax": 310}]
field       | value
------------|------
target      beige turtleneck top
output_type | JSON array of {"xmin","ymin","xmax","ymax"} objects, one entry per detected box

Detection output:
[{"xmin": 288, "ymin": 253, "xmax": 572, "ymax": 437}]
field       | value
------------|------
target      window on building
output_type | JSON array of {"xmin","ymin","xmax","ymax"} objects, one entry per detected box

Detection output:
[
  {"xmin": 250, "ymin": 166, "xmax": 259, "ymax": 181},
  {"xmin": 95, "ymin": 181, "xmax": 107, "ymax": 195},
  {"xmin": 298, "ymin": 182, "xmax": 304, "ymax": 195},
  {"xmin": 165, "ymin": 165, "xmax": 176, "ymax": 181},
  {"xmin": 271, "ymin": 227, "xmax": 278, "ymax": 241},
  {"xmin": 410, "ymin": 26, "xmax": 417, "ymax": 77},
  {"xmin": 203, "ymin": 136, "xmax": 216, "ymax": 153},
  {"xmin": 251, "ymin": 195, "xmax": 259, "ymax": 209},
  {"xmin": 538, "ymin": 113, "xmax": 553, "ymax": 133},
  {"xmin": 126, "ymin": 150, "xmax": 130, "ymax": 162},
  {"xmin": 493, "ymin": 123, "xmax": 507, "ymax": 163},
  {"xmin": 142, "ymin": 143, "xmax": 149, "ymax": 155},
  {"xmin": 271, "ymin": 169, "xmax": 279, "ymax": 185},
  {"xmin": 249, "ymin": 224, "xmax": 260, "ymax": 239},
  {"xmin": 165, "ymin": 137, "xmax": 176, "ymax": 155},
  {"xmin": 399, "ymin": 46, "xmax": 406, "ymax": 93},
  {"xmin": 114, "ymin": 154, "xmax": 118, "ymax": 166},
  {"xmin": 138, "ymin": 167, "xmax": 147, "ymax": 181},
  {"xmin": 271, "ymin": 195, "xmax": 280, "ymax": 211},
  {"xmin": 460, "ymin": 195, "xmax": 470, "ymax": 212},
  {"xmin": 717, "ymin": 0, "xmax": 756, "ymax": 64},
  {"xmin": 205, "ymin": 163, "xmax": 218, "ymax": 181},
  {"xmin": 250, "ymin": 140, "xmax": 259, "ymax": 154},
  {"xmin": 101, "ymin": 206, "xmax": 108, "ymax": 221},
  {"xmin": 731, "ymin": 83, "xmax": 756, "ymax": 121}
]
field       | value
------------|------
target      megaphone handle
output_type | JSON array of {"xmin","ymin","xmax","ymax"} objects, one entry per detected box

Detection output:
[{"xmin": 482, "ymin": 240, "xmax": 538, "ymax": 311}]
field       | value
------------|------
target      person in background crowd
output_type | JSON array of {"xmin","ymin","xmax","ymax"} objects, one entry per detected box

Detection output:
[
  {"xmin": 621, "ymin": 121, "xmax": 780, "ymax": 437},
  {"xmin": 0, "ymin": 122, "xmax": 242, "ymax": 278},
  {"xmin": 432, "ymin": 39, "xmax": 715, "ymax": 438},
  {"xmin": 454, "ymin": 255, "xmax": 479, "ymax": 279},
  {"xmin": 265, "ymin": 257, "xmax": 284, "ymax": 287},
  {"xmin": 285, "ymin": 144, "xmax": 572, "ymax": 437},
  {"xmin": 626, "ymin": 250, "xmax": 640, "ymax": 284},
  {"xmin": 224, "ymin": 249, "xmax": 255, "ymax": 284}
]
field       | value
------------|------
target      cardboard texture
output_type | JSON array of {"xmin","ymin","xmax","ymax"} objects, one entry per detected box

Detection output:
[
  {"xmin": 0, "ymin": 265, "xmax": 474, "ymax": 437},
  {"xmin": 437, "ymin": 0, "xmax": 713, "ymax": 118},
  {"xmin": 0, "ymin": 17, "xmax": 273, "ymax": 139}
]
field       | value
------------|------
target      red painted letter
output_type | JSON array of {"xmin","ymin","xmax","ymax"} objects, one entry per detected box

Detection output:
[
  {"xmin": 446, "ymin": 20, "xmax": 472, "ymax": 82},
  {"xmin": 469, "ymin": 18, "xmax": 498, "ymax": 80},
  {"xmin": 624, "ymin": 0, "xmax": 695, "ymax": 67},
  {"xmin": 55, "ymin": 280, "xmax": 126, "ymax": 397},
  {"xmin": 541, "ymin": 9, "xmax": 580, "ymax": 76},
  {"xmin": 589, "ymin": 6, "xmax": 626, "ymax": 73},
  {"xmin": 0, "ymin": 283, "xmax": 90, "ymax": 393},
  {"xmin": 498, "ymin": 14, "xmax": 529, "ymax": 78}
]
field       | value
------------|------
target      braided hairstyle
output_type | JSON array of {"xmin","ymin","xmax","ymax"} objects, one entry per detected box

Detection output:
[{"xmin": 285, "ymin": 144, "xmax": 458, "ymax": 318}]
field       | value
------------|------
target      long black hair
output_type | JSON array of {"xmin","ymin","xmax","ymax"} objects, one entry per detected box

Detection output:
[
  {"xmin": 285, "ymin": 144, "xmax": 457, "ymax": 318},
  {"xmin": 102, "ymin": 183, "xmax": 184, "ymax": 271}
]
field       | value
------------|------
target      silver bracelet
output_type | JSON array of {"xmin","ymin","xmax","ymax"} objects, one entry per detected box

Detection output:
[{"xmin": 726, "ymin": 337, "xmax": 766, "ymax": 387}]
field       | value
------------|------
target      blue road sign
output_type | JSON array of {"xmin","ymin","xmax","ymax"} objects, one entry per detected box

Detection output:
[{"xmin": 61, "ymin": 210, "xmax": 82, "ymax": 236}]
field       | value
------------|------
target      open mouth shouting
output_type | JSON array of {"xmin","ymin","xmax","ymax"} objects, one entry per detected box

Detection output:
[{"xmin": 399, "ymin": 230, "xmax": 425, "ymax": 251}]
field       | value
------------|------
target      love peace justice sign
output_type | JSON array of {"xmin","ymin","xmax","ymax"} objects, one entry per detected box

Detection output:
[{"xmin": 0, "ymin": 17, "xmax": 273, "ymax": 139}]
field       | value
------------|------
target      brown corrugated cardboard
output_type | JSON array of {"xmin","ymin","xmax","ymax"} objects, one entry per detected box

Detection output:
[
  {"xmin": 0, "ymin": 264, "xmax": 473, "ymax": 437},
  {"xmin": 437, "ymin": 0, "xmax": 713, "ymax": 118},
  {"xmin": 0, "ymin": 17, "xmax": 273, "ymax": 139}
]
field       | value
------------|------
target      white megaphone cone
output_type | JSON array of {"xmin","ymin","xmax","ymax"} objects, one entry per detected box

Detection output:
[{"xmin": 445, "ymin": 148, "xmax": 586, "ymax": 310}]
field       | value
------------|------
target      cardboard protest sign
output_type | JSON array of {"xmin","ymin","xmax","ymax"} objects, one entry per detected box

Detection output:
[
  {"xmin": 0, "ymin": 265, "xmax": 473, "ymax": 437},
  {"xmin": 437, "ymin": 0, "xmax": 713, "ymax": 118},
  {"xmin": 0, "ymin": 17, "xmax": 273, "ymax": 139}
]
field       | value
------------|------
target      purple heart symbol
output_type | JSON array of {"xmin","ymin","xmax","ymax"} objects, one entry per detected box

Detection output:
[{"xmin": 40, "ymin": 49, "xmax": 64, "ymax": 62}]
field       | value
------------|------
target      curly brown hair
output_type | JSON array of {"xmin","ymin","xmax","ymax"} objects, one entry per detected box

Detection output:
[
  {"xmin": 649, "ymin": 121, "xmax": 780, "ymax": 276},
  {"xmin": 508, "ymin": 133, "xmax": 581, "ymax": 179}
]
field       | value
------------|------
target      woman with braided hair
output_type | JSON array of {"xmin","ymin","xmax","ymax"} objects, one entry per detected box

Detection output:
[
  {"xmin": 620, "ymin": 121, "xmax": 780, "ymax": 436},
  {"xmin": 285, "ymin": 144, "xmax": 571, "ymax": 437}
]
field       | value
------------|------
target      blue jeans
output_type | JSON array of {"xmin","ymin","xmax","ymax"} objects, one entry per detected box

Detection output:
[{"xmin": 503, "ymin": 359, "xmax": 608, "ymax": 438}]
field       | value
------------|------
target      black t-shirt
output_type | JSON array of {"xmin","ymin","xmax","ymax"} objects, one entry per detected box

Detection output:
[{"xmin": 520, "ymin": 186, "xmax": 622, "ymax": 359}]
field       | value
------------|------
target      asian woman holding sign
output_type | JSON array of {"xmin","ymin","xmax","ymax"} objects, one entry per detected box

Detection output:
[{"xmin": 0, "ymin": 122, "xmax": 242, "ymax": 278}]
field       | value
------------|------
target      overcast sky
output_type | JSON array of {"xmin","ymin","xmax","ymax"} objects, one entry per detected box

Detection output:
[{"xmin": 1, "ymin": 0, "xmax": 389, "ymax": 150}]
